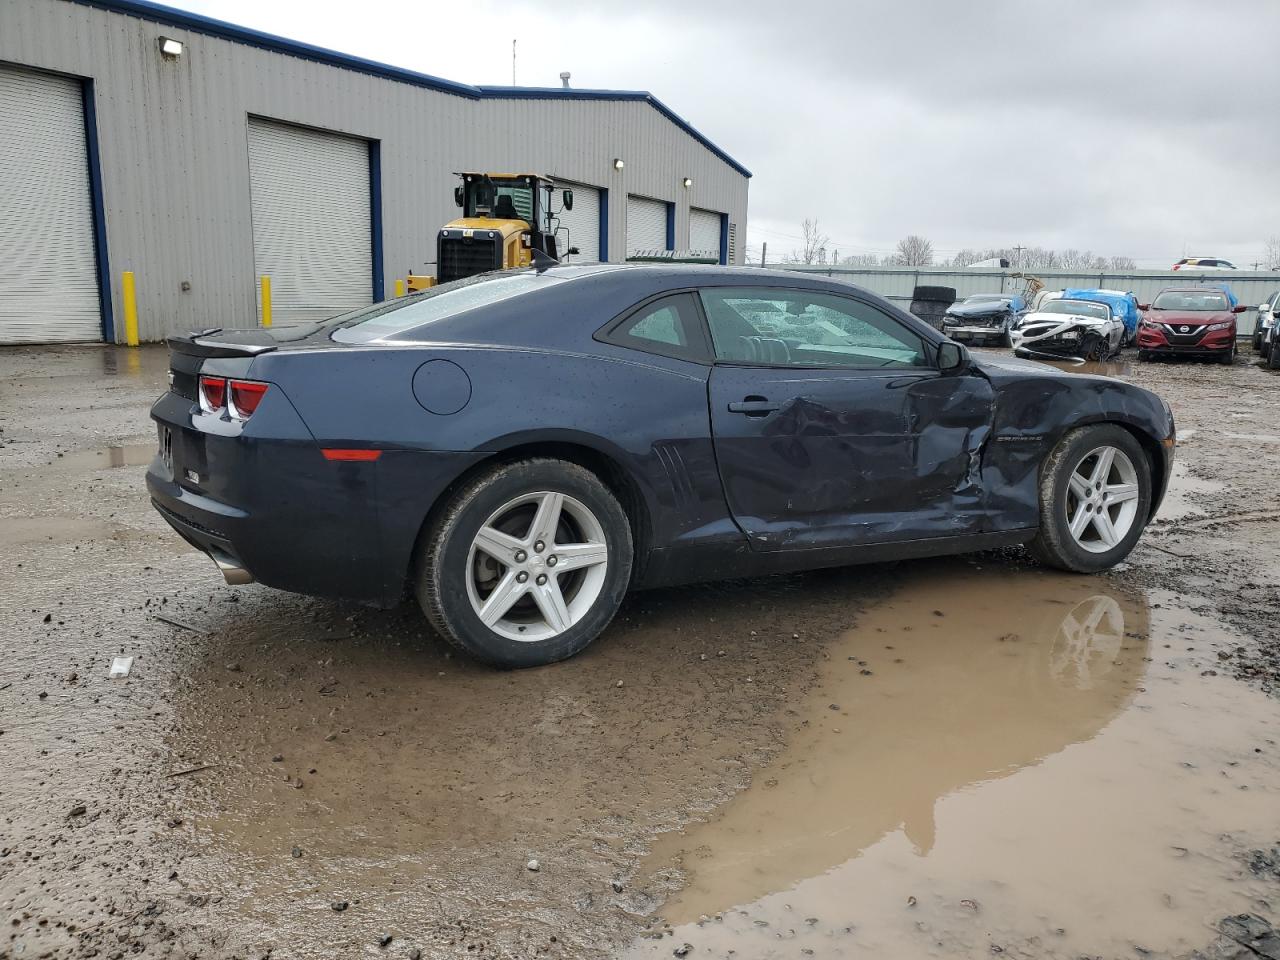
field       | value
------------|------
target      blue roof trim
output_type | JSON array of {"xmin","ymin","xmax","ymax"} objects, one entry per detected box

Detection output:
[{"xmin": 70, "ymin": 0, "xmax": 752, "ymax": 178}]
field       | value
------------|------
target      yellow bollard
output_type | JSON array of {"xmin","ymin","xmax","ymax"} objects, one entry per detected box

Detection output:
[
  {"xmin": 394, "ymin": 278, "xmax": 405, "ymax": 298},
  {"xmin": 260, "ymin": 275, "xmax": 272, "ymax": 328},
  {"xmin": 121, "ymin": 271, "xmax": 139, "ymax": 346}
]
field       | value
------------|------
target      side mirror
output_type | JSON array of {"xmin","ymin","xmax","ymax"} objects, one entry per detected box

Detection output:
[
  {"xmin": 1232, "ymin": 304, "xmax": 1248, "ymax": 313},
  {"xmin": 1137, "ymin": 303, "xmax": 1150, "ymax": 311},
  {"xmin": 937, "ymin": 341, "xmax": 969, "ymax": 372},
  {"xmin": 453, "ymin": 186, "xmax": 464, "ymax": 208},
  {"xmin": 562, "ymin": 189, "xmax": 574, "ymax": 211}
]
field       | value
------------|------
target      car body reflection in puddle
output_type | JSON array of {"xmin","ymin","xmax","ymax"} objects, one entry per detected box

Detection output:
[{"xmin": 628, "ymin": 569, "xmax": 1279, "ymax": 960}]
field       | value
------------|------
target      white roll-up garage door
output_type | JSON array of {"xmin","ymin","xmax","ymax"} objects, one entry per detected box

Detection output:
[
  {"xmin": 626, "ymin": 195, "xmax": 668, "ymax": 257},
  {"xmin": 247, "ymin": 119, "xmax": 372, "ymax": 325},
  {"xmin": 690, "ymin": 208, "xmax": 722, "ymax": 260},
  {"xmin": 554, "ymin": 183, "xmax": 600, "ymax": 263},
  {"xmin": 0, "ymin": 67, "xmax": 101, "ymax": 344}
]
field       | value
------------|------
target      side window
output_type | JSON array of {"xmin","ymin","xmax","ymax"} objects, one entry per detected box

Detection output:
[
  {"xmin": 599, "ymin": 293, "xmax": 709, "ymax": 362},
  {"xmin": 699, "ymin": 287, "xmax": 929, "ymax": 369}
]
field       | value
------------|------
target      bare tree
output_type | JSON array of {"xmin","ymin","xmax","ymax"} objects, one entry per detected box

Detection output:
[
  {"xmin": 841, "ymin": 253, "xmax": 882, "ymax": 268},
  {"xmin": 950, "ymin": 249, "xmax": 983, "ymax": 268},
  {"xmin": 1266, "ymin": 236, "xmax": 1280, "ymax": 270},
  {"xmin": 1108, "ymin": 256, "xmax": 1136, "ymax": 271},
  {"xmin": 894, "ymin": 235, "xmax": 934, "ymax": 267},
  {"xmin": 788, "ymin": 218, "xmax": 829, "ymax": 265}
]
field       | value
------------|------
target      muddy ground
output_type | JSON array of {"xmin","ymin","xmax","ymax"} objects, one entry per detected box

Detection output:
[{"xmin": 2, "ymin": 345, "xmax": 1279, "ymax": 960}]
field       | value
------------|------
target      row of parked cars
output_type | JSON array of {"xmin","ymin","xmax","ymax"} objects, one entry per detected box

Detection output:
[{"xmin": 910, "ymin": 283, "xmax": 1260, "ymax": 365}]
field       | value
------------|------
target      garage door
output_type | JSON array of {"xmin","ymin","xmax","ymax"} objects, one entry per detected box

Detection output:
[
  {"xmin": 627, "ymin": 195, "xmax": 667, "ymax": 257},
  {"xmin": 0, "ymin": 67, "xmax": 101, "ymax": 344},
  {"xmin": 247, "ymin": 119, "xmax": 372, "ymax": 325},
  {"xmin": 554, "ymin": 183, "xmax": 600, "ymax": 263},
  {"xmin": 690, "ymin": 208, "xmax": 722, "ymax": 260}
]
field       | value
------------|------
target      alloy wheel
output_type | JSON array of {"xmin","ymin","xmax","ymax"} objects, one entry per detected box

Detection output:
[
  {"xmin": 1065, "ymin": 446, "xmax": 1141, "ymax": 554},
  {"xmin": 465, "ymin": 491, "xmax": 609, "ymax": 642}
]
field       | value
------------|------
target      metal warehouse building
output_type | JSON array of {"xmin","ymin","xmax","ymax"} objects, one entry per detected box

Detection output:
[{"xmin": 0, "ymin": 0, "xmax": 751, "ymax": 344}]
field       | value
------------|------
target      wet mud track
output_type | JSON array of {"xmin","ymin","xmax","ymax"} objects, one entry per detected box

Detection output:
[{"xmin": 2, "ymin": 345, "xmax": 1279, "ymax": 959}]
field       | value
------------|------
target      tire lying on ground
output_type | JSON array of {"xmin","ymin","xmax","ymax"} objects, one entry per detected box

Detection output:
[
  {"xmin": 415, "ymin": 458, "xmax": 634, "ymax": 669},
  {"xmin": 1027, "ymin": 424, "xmax": 1152, "ymax": 574}
]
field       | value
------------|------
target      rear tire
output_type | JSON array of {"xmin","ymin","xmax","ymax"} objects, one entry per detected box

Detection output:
[
  {"xmin": 1027, "ymin": 425, "xmax": 1152, "ymax": 574},
  {"xmin": 415, "ymin": 458, "xmax": 633, "ymax": 668}
]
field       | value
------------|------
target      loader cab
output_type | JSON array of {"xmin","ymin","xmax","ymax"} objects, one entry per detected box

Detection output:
[{"xmin": 436, "ymin": 173, "xmax": 575, "ymax": 284}]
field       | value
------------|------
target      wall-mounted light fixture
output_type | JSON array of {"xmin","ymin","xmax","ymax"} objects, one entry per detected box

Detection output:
[
  {"xmin": 613, "ymin": 158, "xmax": 625, "ymax": 171},
  {"xmin": 682, "ymin": 177, "xmax": 693, "ymax": 188},
  {"xmin": 158, "ymin": 37, "xmax": 184, "ymax": 59}
]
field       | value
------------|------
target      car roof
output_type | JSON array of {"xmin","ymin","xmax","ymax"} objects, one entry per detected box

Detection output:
[
  {"xmin": 542, "ymin": 263, "xmax": 835, "ymax": 284},
  {"xmin": 1157, "ymin": 286, "xmax": 1231, "ymax": 293}
]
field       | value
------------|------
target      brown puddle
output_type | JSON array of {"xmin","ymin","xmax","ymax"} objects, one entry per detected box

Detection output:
[
  {"xmin": 626, "ymin": 569, "xmax": 1280, "ymax": 959},
  {"xmin": 49, "ymin": 442, "xmax": 156, "ymax": 472}
]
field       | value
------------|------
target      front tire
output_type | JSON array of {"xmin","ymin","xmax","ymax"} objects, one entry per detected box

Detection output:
[
  {"xmin": 1027, "ymin": 425, "xmax": 1152, "ymax": 573},
  {"xmin": 1219, "ymin": 341, "xmax": 1236, "ymax": 365},
  {"xmin": 1268, "ymin": 344, "xmax": 1280, "ymax": 370},
  {"xmin": 415, "ymin": 459, "xmax": 633, "ymax": 668}
]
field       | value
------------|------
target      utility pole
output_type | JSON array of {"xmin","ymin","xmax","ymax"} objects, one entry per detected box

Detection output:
[
  {"xmin": 761, "ymin": 242, "xmax": 767, "ymax": 267},
  {"xmin": 512, "ymin": 39, "xmax": 516, "ymax": 85},
  {"xmin": 1012, "ymin": 245, "xmax": 1026, "ymax": 270}
]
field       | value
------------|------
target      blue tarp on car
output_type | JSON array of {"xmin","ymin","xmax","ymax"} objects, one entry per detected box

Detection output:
[{"xmin": 1063, "ymin": 289, "xmax": 1140, "ymax": 338}]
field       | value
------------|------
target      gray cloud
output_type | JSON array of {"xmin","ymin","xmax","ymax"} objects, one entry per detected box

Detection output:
[{"xmin": 188, "ymin": 0, "xmax": 1280, "ymax": 267}]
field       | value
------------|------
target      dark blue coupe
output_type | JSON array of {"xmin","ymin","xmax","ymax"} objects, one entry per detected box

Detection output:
[{"xmin": 147, "ymin": 265, "xmax": 1174, "ymax": 667}]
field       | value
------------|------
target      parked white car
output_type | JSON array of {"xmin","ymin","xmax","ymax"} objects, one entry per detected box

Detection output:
[
  {"xmin": 1172, "ymin": 257, "xmax": 1237, "ymax": 271},
  {"xmin": 1253, "ymin": 291, "xmax": 1279, "ymax": 354},
  {"xmin": 1012, "ymin": 298, "xmax": 1124, "ymax": 362}
]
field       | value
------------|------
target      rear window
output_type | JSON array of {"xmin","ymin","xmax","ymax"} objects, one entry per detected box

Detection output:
[
  {"xmin": 330, "ymin": 272, "xmax": 563, "ymax": 343},
  {"xmin": 1151, "ymin": 290, "xmax": 1229, "ymax": 311}
]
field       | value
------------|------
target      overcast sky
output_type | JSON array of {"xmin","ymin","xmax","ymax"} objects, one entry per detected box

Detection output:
[{"xmin": 185, "ymin": 0, "xmax": 1280, "ymax": 269}]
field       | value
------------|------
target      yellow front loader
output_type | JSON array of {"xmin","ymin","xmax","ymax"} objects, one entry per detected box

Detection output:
[{"xmin": 406, "ymin": 173, "xmax": 577, "ymax": 292}]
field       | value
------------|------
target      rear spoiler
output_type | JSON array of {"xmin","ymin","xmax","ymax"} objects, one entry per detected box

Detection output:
[{"xmin": 166, "ymin": 332, "xmax": 278, "ymax": 359}]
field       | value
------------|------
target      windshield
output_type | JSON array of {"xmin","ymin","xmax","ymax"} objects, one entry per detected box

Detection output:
[
  {"xmin": 466, "ymin": 179, "xmax": 534, "ymax": 222},
  {"xmin": 1040, "ymin": 299, "xmax": 1109, "ymax": 321},
  {"xmin": 1152, "ymin": 290, "xmax": 1230, "ymax": 311},
  {"xmin": 331, "ymin": 272, "xmax": 562, "ymax": 343}
]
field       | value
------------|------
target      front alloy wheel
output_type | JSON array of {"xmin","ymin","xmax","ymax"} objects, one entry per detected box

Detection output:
[
  {"xmin": 1028, "ymin": 424, "xmax": 1153, "ymax": 573},
  {"xmin": 1064, "ymin": 446, "xmax": 1141, "ymax": 554}
]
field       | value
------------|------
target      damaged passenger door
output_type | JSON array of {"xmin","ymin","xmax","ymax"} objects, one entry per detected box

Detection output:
[{"xmin": 701, "ymin": 286, "xmax": 994, "ymax": 551}]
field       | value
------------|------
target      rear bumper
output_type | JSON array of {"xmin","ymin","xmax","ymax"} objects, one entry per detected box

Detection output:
[{"xmin": 148, "ymin": 389, "xmax": 486, "ymax": 606}]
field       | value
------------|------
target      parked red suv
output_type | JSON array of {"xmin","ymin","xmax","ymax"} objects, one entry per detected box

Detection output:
[{"xmin": 1136, "ymin": 287, "xmax": 1245, "ymax": 364}]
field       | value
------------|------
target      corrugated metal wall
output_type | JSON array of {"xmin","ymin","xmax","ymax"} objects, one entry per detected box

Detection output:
[
  {"xmin": 775, "ymin": 266, "xmax": 1280, "ymax": 335},
  {"xmin": 0, "ymin": 0, "xmax": 749, "ymax": 342}
]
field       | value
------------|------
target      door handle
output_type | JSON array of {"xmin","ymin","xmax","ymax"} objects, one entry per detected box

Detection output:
[{"xmin": 728, "ymin": 396, "xmax": 780, "ymax": 417}]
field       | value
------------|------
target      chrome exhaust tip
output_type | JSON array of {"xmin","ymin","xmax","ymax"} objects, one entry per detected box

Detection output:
[{"xmin": 208, "ymin": 549, "xmax": 254, "ymax": 586}]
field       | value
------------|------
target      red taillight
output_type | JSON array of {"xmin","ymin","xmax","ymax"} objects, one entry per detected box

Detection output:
[
  {"xmin": 199, "ymin": 375, "xmax": 226, "ymax": 411},
  {"xmin": 229, "ymin": 380, "xmax": 269, "ymax": 418}
]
